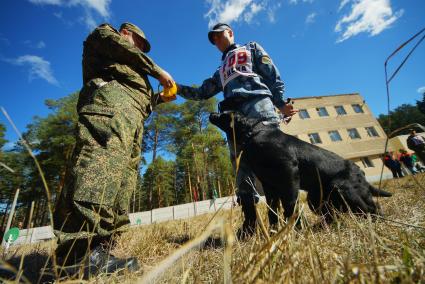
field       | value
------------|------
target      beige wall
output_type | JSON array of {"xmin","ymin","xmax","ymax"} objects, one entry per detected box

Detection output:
[{"xmin": 281, "ymin": 93, "xmax": 393, "ymax": 181}]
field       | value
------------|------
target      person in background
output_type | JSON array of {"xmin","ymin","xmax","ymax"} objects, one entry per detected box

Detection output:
[
  {"xmin": 383, "ymin": 152, "xmax": 404, "ymax": 178},
  {"xmin": 412, "ymin": 153, "xmax": 425, "ymax": 173},
  {"xmin": 399, "ymin": 149, "xmax": 417, "ymax": 175},
  {"xmin": 406, "ymin": 129, "xmax": 425, "ymax": 162}
]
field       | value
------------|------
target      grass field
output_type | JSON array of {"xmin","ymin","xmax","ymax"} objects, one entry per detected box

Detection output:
[{"xmin": 1, "ymin": 174, "xmax": 424, "ymax": 283}]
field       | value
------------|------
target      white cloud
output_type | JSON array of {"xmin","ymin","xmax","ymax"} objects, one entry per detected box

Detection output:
[
  {"xmin": 204, "ymin": 0, "xmax": 282, "ymax": 27},
  {"xmin": 29, "ymin": 0, "xmax": 62, "ymax": 4},
  {"xmin": 244, "ymin": 3, "xmax": 264, "ymax": 23},
  {"xmin": 28, "ymin": 0, "xmax": 111, "ymax": 29},
  {"xmin": 7, "ymin": 55, "xmax": 59, "ymax": 86},
  {"xmin": 76, "ymin": 0, "xmax": 110, "ymax": 18},
  {"xmin": 266, "ymin": 2, "xmax": 281, "ymax": 23},
  {"xmin": 335, "ymin": 0, "xmax": 403, "ymax": 43},
  {"xmin": 36, "ymin": 41, "xmax": 46, "ymax": 49},
  {"xmin": 289, "ymin": 0, "xmax": 314, "ymax": 5},
  {"xmin": 417, "ymin": 86, "xmax": 425, "ymax": 94},
  {"xmin": 305, "ymin": 12, "xmax": 317, "ymax": 24},
  {"xmin": 23, "ymin": 40, "xmax": 47, "ymax": 49},
  {"xmin": 338, "ymin": 0, "xmax": 351, "ymax": 11}
]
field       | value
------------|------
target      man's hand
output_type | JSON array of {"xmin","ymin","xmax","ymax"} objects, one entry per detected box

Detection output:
[
  {"xmin": 158, "ymin": 70, "xmax": 174, "ymax": 88},
  {"xmin": 159, "ymin": 81, "xmax": 178, "ymax": 103},
  {"xmin": 278, "ymin": 103, "xmax": 298, "ymax": 117},
  {"xmin": 159, "ymin": 91, "xmax": 177, "ymax": 103}
]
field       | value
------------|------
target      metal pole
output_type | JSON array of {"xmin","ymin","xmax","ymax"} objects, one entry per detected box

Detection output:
[{"xmin": 2, "ymin": 188, "xmax": 20, "ymax": 246}]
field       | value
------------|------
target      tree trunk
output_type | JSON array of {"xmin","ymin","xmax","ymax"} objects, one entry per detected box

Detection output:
[
  {"xmin": 24, "ymin": 187, "xmax": 38, "ymax": 228},
  {"xmin": 152, "ymin": 125, "xmax": 158, "ymax": 163},
  {"xmin": 157, "ymin": 182, "xmax": 161, "ymax": 208},
  {"xmin": 40, "ymin": 198, "xmax": 48, "ymax": 226},
  {"xmin": 148, "ymin": 125, "xmax": 159, "ymax": 210},
  {"xmin": 201, "ymin": 146, "xmax": 210, "ymax": 199},
  {"xmin": 191, "ymin": 143, "xmax": 204, "ymax": 200},
  {"xmin": 187, "ymin": 163, "xmax": 193, "ymax": 203}
]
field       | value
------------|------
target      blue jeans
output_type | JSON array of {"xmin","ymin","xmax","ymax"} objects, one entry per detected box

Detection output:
[{"xmin": 225, "ymin": 96, "xmax": 280, "ymax": 199}]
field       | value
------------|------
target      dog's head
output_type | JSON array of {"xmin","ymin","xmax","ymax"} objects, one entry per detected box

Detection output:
[
  {"xmin": 209, "ymin": 112, "xmax": 259, "ymax": 142},
  {"xmin": 330, "ymin": 162, "xmax": 391, "ymax": 215}
]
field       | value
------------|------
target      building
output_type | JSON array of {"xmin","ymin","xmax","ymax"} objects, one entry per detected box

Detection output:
[{"xmin": 281, "ymin": 93, "xmax": 393, "ymax": 182}]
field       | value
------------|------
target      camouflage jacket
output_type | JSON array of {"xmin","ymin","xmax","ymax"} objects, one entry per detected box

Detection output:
[
  {"xmin": 177, "ymin": 42, "xmax": 286, "ymax": 108},
  {"xmin": 81, "ymin": 23, "xmax": 164, "ymax": 109}
]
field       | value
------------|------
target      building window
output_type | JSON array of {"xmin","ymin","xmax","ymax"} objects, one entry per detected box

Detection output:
[
  {"xmin": 365, "ymin": 126, "xmax": 379, "ymax": 137},
  {"xmin": 316, "ymin": 107, "xmax": 329, "ymax": 117},
  {"xmin": 328, "ymin": 130, "xmax": 342, "ymax": 142},
  {"xmin": 308, "ymin": 133, "xmax": 322, "ymax": 144},
  {"xmin": 361, "ymin": 157, "xmax": 374, "ymax": 168},
  {"xmin": 352, "ymin": 104, "xmax": 364, "ymax": 113},
  {"xmin": 335, "ymin": 105, "xmax": 347, "ymax": 115},
  {"xmin": 347, "ymin": 128, "xmax": 361, "ymax": 139},
  {"xmin": 299, "ymin": 109, "xmax": 310, "ymax": 119}
]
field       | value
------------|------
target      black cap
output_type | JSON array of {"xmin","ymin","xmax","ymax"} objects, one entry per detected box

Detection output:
[{"xmin": 208, "ymin": 23, "xmax": 231, "ymax": 45}]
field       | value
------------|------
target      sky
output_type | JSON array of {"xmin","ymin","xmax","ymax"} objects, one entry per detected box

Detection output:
[{"xmin": 0, "ymin": 0, "xmax": 424, "ymax": 149}]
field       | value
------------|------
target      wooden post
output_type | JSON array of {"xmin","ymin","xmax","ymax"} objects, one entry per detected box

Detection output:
[
  {"xmin": 2, "ymin": 188, "xmax": 20, "ymax": 246},
  {"xmin": 172, "ymin": 206, "xmax": 175, "ymax": 221}
]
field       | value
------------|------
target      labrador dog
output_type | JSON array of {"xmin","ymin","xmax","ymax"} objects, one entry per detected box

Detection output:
[{"xmin": 209, "ymin": 112, "xmax": 391, "ymax": 231}]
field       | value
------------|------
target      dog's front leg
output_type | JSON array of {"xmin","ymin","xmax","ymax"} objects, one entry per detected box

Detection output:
[
  {"xmin": 238, "ymin": 191, "xmax": 257, "ymax": 237},
  {"xmin": 260, "ymin": 180, "xmax": 280, "ymax": 230},
  {"xmin": 281, "ymin": 162, "xmax": 300, "ymax": 221},
  {"xmin": 265, "ymin": 193, "xmax": 280, "ymax": 234}
]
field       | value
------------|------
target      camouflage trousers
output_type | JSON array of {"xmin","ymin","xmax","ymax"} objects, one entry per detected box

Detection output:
[{"xmin": 53, "ymin": 80, "xmax": 150, "ymax": 259}]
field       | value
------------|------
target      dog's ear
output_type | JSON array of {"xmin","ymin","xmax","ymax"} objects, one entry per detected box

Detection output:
[{"xmin": 369, "ymin": 185, "xmax": 392, "ymax": 197}]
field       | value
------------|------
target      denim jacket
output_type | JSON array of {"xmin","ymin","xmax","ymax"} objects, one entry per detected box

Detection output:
[{"xmin": 177, "ymin": 42, "xmax": 285, "ymax": 120}]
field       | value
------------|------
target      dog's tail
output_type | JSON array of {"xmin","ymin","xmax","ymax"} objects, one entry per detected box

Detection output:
[{"xmin": 369, "ymin": 185, "xmax": 392, "ymax": 197}]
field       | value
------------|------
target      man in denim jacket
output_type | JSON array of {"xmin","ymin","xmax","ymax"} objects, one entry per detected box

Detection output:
[{"xmin": 176, "ymin": 23, "xmax": 297, "ymax": 235}]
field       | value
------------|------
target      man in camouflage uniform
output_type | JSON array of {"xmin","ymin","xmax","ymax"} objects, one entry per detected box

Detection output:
[
  {"xmin": 53, "ymin": 22, "xmax": 174, "ymax": 274},
  {"xmin": 176, "ymin": 23, "xmax": 297, "ymax": 236}
]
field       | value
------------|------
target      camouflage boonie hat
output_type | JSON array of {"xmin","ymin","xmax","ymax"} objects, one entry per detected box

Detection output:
[{"xmin": 120, "ymin": 22, "xmax": 151, "ymax": 53}]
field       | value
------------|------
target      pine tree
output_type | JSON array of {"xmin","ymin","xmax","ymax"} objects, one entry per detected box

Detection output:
[
  {"xmin": 142, "ymin": 156, "xmax": 176, "ymax": 209},
  {"xmin": 377, "ymin": 103, "xmax": 425, "ymax": 134}
]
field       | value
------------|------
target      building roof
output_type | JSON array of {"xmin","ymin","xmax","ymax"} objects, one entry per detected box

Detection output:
[{"xmin": 293, "ymin": 93, "xmax": 360, "ymax": 101}]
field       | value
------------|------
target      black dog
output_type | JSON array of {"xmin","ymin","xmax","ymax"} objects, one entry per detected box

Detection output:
[{"xmin": 209, "ymin": 112, "xmax": 392, "ymax": 231}]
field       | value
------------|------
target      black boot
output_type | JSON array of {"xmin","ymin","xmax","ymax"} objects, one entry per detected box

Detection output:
[{"xmin": 58, "ymin": 245, "xmax": 139, "ymax": 278}]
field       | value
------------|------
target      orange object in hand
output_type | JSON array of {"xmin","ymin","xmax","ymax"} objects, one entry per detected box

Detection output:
[{"xmin": 162, "ymin": 82, "xmax": 177, "ymax": 102}]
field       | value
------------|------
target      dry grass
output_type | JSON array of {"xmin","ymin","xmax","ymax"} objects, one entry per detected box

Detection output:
[{"xmin": 2, "ymin": 174, "xmax": 425, "ymax": 283}]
